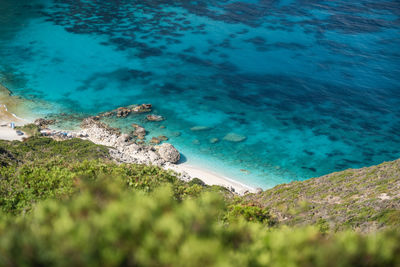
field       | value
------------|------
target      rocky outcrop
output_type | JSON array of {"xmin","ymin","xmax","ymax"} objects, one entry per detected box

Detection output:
[
  {"xmin": 116, "ymin": 133, "xmax": 131, "ymax": 146},
  {"xmin": 81, "ymin": 117, "xmax": 121, "ymax": 142},
  {"xmin": 109, "ymin": 144, "xmax": 165, "ymax": 166},
  {"xmin": 132, "ymin": 104, "xmax": 152, "ymax": 113},
  {"xmin": 132, "ymin": 124, "xmax": 146, "ymax": 139},
  {"xmin": 78, "ymin": 116, "xmax": 181, "ymax": 166},
  {"xmin": 98, "ymin": 104, "xmax": 152, "ymax": 118},
  {"xmin": 34, "ymin": 118, "xmax": 56, "ymax": 128},
  {"xmin": 155, "ymin": 143, "xmax": 181, "ymax": 163},
  {"xmin": 116, "ymin": 107, "xmax": 131, "ymax": 118}
]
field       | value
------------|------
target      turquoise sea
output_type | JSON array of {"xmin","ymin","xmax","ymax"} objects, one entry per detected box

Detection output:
[{"xmin": 1, "ymin": 0, "xmax": 399, "ymax": 188}]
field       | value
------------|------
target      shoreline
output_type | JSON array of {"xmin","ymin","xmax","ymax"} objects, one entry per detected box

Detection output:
[
  {"xmin": 166, "ymin": 163, "xmax": 256, "ymax": 194},
  {"xmin": 0, "ymin": 89, "xmax": 257, "ymax": 195}
]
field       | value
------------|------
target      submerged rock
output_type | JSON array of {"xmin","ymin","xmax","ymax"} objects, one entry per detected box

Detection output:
[
  {"xmin": 158, "ymin": 135, "xmax": 169, "ymax": 141},
  {"xmin": 240, "ymin": 169, "xmax": 250, "ymax": 174},
  {"xmin": 150, "ymin": 137, "xmax": 161, "ymax": 145},
  {"xmin": 132, "ymin": 123, "xmax": 146, "ymax": 138},
  {"xmin": 171, "ymin": 132, "xmax": 181, "ymax": 137},
  {"xmin": 223, "ymin": 133, "xmax": 247, "ymax": 143},
  {"xmin": 209, "ymin": 138, "xmax": 219, "ymax": 144},
  {"xmin": 156, "ymin": 143, "xmax": 180, "ymax": 163},
  {"xmin": 100, "ymin": 111, "xmax": 114, "ymax": 117},
  {"xmin": 34, "ymin": 118, "xmax": 56, "ymax": 128},
  {"xmin": 98, "ymin": 104, "xmax": 152, "ymax": 118},
  {"xmin": 146, "ymin": 114, "xmax": 164, "ymax": 122},
  {"xmin": 190, "ymin": 126, "xmax": 212, "ymax": 131},
  {"xmin": 192, "ymin": 139, "xmax": 200, "ymax": 145}
]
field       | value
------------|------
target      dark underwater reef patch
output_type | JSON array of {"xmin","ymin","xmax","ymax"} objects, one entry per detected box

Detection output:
[
  {"xmin": 39, "ymin": 0, "xmax": 400, "ymax": 61},
  {"xmin": 75, "ymin": 68, "xmax": 153, "ymax": 92}
]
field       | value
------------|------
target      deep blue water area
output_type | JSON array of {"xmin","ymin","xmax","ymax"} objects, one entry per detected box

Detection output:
[{"xmin": 1, "ymin": 0, "xmax": 400, "ymax": 188}]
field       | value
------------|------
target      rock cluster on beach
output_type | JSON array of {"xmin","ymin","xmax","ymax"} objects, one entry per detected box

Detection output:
[{"xmin": 79, "ymin": 116, "xmax": 180, "ymax": 166}]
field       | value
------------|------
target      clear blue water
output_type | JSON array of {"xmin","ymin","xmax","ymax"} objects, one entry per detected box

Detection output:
[{"xmin": 1, "ymin": 0, "xmax": 400, "ymax": 188}]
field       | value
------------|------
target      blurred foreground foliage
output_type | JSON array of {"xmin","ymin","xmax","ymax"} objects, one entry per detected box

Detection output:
[
  {"xmin": 0, "ymin": 137, "xmax": 399, "ymax": 266},
  {"xmin": 0, "ymin": 178, "xmax": 399, "ymax": 267}
]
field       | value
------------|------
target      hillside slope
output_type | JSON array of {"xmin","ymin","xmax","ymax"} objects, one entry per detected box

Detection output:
[{"xmin": 248, "ymin": 160, "xmax": 400, "ymax": 232}]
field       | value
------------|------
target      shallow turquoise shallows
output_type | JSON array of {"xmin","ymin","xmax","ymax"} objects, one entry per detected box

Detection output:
[{"xmin": 1, "ymin": 0, "xmax": 400, "ymax": 188}]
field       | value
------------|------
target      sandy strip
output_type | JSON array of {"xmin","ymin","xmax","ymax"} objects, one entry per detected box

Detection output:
[
  {"xmin": 0, "ymin": 102, "xmax": 29, "ymax": 141},
  {"xmin": 0, "ymin": 126, "xmax": 24, "ymax": 141},
  {"xmin": 166, "ymin": 163, "xmax": 256, "ymax": 195}
]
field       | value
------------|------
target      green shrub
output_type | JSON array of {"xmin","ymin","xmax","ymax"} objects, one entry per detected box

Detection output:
[
  {"xmin": 316, "ymin": 218, "xmax": 330, "ymax": 233},
  {"xmin": 0, "ymin": 159, "xmax": 211, "ymax": 214},
  {"xmin": 0, "ymin": 136, "xmax": 110, "ymax": 165},
  {"xmin": 0, "ymin": 177, "xmax": 399, "ymax": 267},
  {"xmin": 226, "ymin": 204, "xmax": 273, "ymax": 224}
]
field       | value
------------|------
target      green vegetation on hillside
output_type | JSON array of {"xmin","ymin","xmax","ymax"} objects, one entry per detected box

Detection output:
[
  {"xmin": 246, "ymin": 160, "xmax": 400, "ymax": 232},
  {"xmin": 0, "ymin": 136, "xmax": 109, "ymax": 166},
  {"xmin": 0, "ymin": 137, "xmax": 399, "ymax": 266},
  {"xmin": 0, "ymin": 137, "xmax": 229, "ymax": 214}
]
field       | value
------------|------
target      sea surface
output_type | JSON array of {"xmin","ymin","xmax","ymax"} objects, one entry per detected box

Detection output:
[{"xmin": 1, "ymin": 0, "xmax": 400, "ymax": 188}]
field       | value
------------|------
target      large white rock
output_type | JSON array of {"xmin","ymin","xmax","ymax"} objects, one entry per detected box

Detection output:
[{"xmin": 156, "ymin": 143, "xmax": 180, "ymax": 163}]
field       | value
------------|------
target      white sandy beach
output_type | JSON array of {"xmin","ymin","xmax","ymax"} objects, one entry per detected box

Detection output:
[
  {"xmin": 166, "ymin": 163, "xmax": 256, "ymax": 195},
  {"xmin": 0, "ymin": 126, "xmax": 24, "ymax": 141}
]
